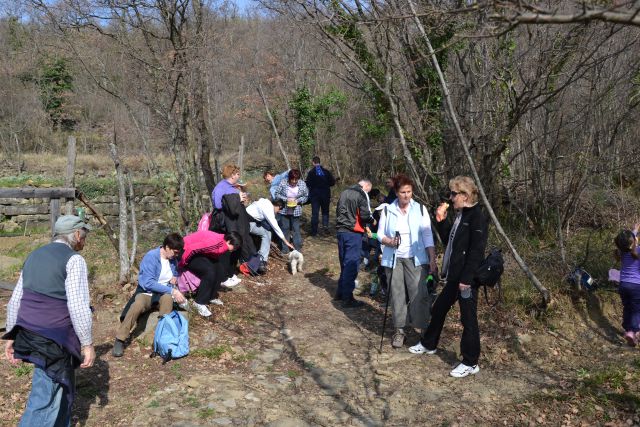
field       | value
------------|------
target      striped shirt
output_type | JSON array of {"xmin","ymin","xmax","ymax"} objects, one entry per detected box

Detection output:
[{"xmin": 6, "ymin": 240, "xmax": 93, "ymax": 346}]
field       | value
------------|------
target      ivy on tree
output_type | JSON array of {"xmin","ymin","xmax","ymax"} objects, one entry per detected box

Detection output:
[
  {"xmin": 36, "ymin": 57, "xmax": 76, "ymax": 131},
  {"xmin": 290, "ymin": 86, "xmax": 346, "ymax": 169}
]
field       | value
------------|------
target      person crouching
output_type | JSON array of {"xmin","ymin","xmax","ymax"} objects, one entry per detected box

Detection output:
[{"xmin": 179, "ymin": 230, "xmax": 242, "ymax": 317}]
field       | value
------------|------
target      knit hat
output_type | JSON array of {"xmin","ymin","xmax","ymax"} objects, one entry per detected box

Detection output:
[{"xmin": 54, "ymin": 215, "xmax": 93, "ymax": 235}]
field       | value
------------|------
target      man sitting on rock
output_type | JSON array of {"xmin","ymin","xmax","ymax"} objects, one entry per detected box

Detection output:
[{"xmin": 112, "ymin": 233, "xmax": 185, "ymax": 357}]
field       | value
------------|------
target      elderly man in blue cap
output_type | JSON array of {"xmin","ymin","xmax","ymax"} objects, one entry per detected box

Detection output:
[{"xmin": 3, "ymin": 215, "xmax": 94, "ymax": 427}]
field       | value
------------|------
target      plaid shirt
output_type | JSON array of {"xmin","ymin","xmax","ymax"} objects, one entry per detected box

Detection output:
[
  {"xmin": 275, "ymin": 179, "xmax": 309, "ymax": 217},
  {"xmin": 6, "ymin": 241, "xmax": 93, "ymax": 346}
]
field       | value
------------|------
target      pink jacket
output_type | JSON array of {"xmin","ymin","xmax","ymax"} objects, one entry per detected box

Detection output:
[{"xmin": 179, "ymin": 230, "xmax": 229, "ymax": 269}]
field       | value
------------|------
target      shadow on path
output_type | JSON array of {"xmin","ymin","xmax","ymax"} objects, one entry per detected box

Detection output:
[
  {"xmin": 305, "ymin": 268, "xmax": 390, "ymax": 339},
  {"xmin": 570, "ymin": 290, "xmax": 620, "ymax": 344},
  {"xmin": 74, "ymin": 343, "xmax": 111, "ymax": 426},
  {"xmin": 276, "ymin": 309, "xmax": 384, "ymax": 426}
]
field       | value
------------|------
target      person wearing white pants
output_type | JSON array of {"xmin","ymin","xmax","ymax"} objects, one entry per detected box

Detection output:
[{"xmin": 246, "ymin": 198, "xmax": 294, "ymax": 272}]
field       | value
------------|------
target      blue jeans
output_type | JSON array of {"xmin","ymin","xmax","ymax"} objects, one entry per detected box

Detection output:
[
  {"xmin": 337, "ymin": 231, "xmax": 363, "ymax": 299},
  {"xmin": 310, "ymin": 194, "xmax": 330, "ymax": 235},
  {"xmin": 281, "ymin": 215, "xmax": 302, "ymax": 253},
  {"xmin": 250, "ymin": 221, "xmax": 272, "ymax": 261},
  {"xmin": 20, "ymin": 367, "xmax": 72, "ymax": 427}
]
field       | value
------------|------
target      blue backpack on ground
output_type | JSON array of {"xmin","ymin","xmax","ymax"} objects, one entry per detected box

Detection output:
[{"xmin": 152, "ymin": 310, "xmax": 189, "ymax": 364}]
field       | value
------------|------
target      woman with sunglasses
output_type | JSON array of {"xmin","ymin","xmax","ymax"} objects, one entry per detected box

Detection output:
[{"xmin": 409, "ymin": 176, "xmax": 488, "ymax": 378}]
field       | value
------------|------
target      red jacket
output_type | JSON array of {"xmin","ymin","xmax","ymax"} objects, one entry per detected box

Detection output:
[{"xmin": 179, "ymin": 230, "xmax": 229, "ymax": 269}]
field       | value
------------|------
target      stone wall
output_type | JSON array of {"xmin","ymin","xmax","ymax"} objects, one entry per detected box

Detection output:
[{"xmin": 0, "ymin": 184, "xmax": 181, "ymax": 232}]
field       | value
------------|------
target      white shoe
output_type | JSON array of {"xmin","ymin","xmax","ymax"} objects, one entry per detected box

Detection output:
[
  {"xmin": 209, "ymin": 298, "xmax": 224, "ymax": 306},
  {"xmin": 193, "ymin": 302, "xmax": 212, "ymax": 317},
  {"xmin": 221, "ymin": 275, "xmax": 241, "ymax": 288},
  {"xmin": 408, "ymin": 342, "xmax": 437, "ymax": 355},
  {"xmin": 450, "ymin": 362, "xmax": 479, "ymax": 378}
]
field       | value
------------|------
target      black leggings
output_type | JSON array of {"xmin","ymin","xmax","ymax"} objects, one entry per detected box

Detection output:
[
  {"xmin": 186, "ymin": 255, "xmax": 225, "ymax": 304},
  {"xmin": 421, "ymin": 280, "xmax": 480, "ymax": 366}
]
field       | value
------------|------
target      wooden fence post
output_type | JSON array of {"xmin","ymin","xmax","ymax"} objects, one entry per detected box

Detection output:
[{"xmin": 65, "ymin": 136, "xmax": 77, "ymax": 215}]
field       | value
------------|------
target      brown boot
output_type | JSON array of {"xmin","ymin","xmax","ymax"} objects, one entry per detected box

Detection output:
[{"xmin": 392, "ymin": 330, "xmax": 405, "ymax": 348}]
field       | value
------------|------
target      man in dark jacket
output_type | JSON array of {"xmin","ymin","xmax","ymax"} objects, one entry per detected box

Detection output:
[
  {"xmin": 4, "ymin": 215, "xmax": 95, "ymax": 425},
  {"xmin": 306, "ymin": 156, "xmax": 336, "ymax": 236},
  {"xmin": 335, "ymin": 179, "xmax": 373, "ymax": 307}
]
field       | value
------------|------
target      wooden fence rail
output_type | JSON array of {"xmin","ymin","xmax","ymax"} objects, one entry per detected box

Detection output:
[{"xmin": 0, "ymin": 187, "xmax": 76, "ymax": 235}]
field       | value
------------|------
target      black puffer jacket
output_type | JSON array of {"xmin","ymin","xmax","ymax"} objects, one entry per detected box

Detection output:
[
  {"xmin": 221, "ymin": 193, "xmax": 257, "ymax": 262},
  {"xmin": 434, "ymin": 204, "xmax": 488, "ymax": 286},
  {"xmin": 335, "ymin": 184, "xmax": 372, "ymax": 233}
]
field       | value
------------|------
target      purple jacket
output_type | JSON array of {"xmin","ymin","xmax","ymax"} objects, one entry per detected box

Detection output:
[
  {"xmin": 620, "ymin": 248, "xmax": 640, "ymax": 285},
  {"xmin": 212, "ymin": 179, "xmax": 239, "ymax": 210}
]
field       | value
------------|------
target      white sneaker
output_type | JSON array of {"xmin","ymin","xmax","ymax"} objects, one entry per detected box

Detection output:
[
  {"xmin": 221, "ymin": 275, "xmax": 241, "ymax": 288},
  {"xmin": 450, "ymin": 362, "xmax": 479, "ymax": 378},
  {"xmin": 193, "ymin": 302, "xmax": 212, "ymax": 317},
  {"xmin": 408, "ymin": 342, "xmax": 437, "ymax": 355},
  {"xmin": 209, "ymin": 298, "xmax": 224, "ymax": 306}
]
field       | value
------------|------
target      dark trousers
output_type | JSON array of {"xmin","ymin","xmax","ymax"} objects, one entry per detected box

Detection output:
[
  {"xmin": 281, "ymin": 215, "xmax": 302, "ymax": 252},
  {"xmin": 187, "ymin": 255, "xmax": 223, "ymax": 304},
  {"xmin": 619, "ymin": 281, "xmax": 640, "ymax": 332},
  {"xmin": 421, "ymin": 280, "xmax": 480, "ymax": 366},
  {"xmin": 310, "ymin": 194, "xmax": 330, "ymax": 235},
  {"xmin": 218, "ymin": 251, "xmax": 233, "ymax": 281},
  {"xmin": 336, "ymin": 231, "xmax": 363, "ymax": 299}
]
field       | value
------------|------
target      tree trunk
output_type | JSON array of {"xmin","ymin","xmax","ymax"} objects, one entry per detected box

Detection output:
[
  {"xmin": 258, "ymin": 84, "xmax": 291, "ymax": 170},
  {"xmin": 127, "ymin": 172, "xmax": 138, "ymax": 269},
  {"xmin": 239, "ymin": 135, "xmax": 245, "ymax": 176},
  {"xmin": 109, "ymin": 140, "xmax": 131, "ymax": 285},
  {"xmin": 64, "ymin": 135, "xmax": 76, "ymax": 215}
]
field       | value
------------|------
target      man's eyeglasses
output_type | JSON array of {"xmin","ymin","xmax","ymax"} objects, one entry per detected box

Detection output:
[{"xmin": 449, "ymin": 190, "xmax": 464, "ymax": 198}]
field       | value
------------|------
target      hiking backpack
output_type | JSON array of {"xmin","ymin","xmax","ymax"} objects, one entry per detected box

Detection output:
[
  {"xmin": 152, "ymin": 310, "xmax": 189, "ymax": 364},
  {"xmin": 197, "ymin": 212, "xmax": 211, "ymax": 231},
  {"xmin": 197, "ymin": 210, "xmax": 226, "ymax": 232},
  {"xmin": 474, "ymin": 248, "xmax": 505, "ymax": 305}
]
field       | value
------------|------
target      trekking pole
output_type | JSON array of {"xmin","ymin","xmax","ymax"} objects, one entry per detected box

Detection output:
[{"xmin": 379, "ymin": 231, "xmax": 400, "ymax": 353}]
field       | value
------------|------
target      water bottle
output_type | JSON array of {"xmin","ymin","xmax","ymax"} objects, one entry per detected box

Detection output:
[
  {"xmin": 370, "ymin": 277, "xmax": 380, "ymax": 296},
  {"xmin": 460, "ymin": 286, "xmax": 471, "ymax": 299}
]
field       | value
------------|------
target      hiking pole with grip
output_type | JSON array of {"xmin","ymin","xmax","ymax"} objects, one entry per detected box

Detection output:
[{"xmin": 379, "ymin": 231, "xmax": 400, "ymax": 353}]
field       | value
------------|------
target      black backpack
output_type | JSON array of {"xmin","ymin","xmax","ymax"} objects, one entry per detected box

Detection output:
[
  {"xmin": 208, "ymin": 208, "xmax": 226, "ymax": 233},
  {"xmin": 474, "ymin": 248, "xmax": 504, "ymax": 305}
]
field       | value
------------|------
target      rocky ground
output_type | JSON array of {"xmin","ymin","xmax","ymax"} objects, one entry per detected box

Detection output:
[{"xmin": 1, "ymin": 232, "xmax": 639, "ymax": 426}]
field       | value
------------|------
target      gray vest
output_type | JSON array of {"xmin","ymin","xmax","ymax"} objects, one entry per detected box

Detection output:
[{"xmin": 22, "ymin": 242, "xmax": 76, "ymax": 300}]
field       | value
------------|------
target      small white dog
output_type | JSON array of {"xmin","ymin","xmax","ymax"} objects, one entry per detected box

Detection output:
[{"xmin": 288, "ymin": 250, "xmax": 304, "ymax": 275}]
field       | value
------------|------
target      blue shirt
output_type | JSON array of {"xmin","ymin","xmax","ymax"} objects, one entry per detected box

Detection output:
[
  {"xmin": 270, "ymin": 170, "xmax": 290, "ymax": 200},
  {"xmin": 138, "ymin": 247, "xmax": 179, "ymax": 294}
]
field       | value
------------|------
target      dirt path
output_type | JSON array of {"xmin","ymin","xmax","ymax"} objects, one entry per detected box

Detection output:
[{"xmin": 1, "ymin": 234, "xmax": 639, "ymax": 426}]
